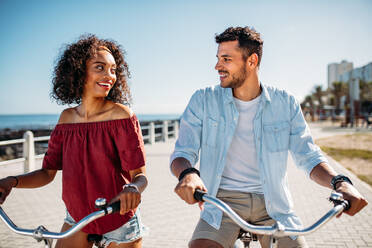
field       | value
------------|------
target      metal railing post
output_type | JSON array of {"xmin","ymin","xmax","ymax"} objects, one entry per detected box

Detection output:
[
  {"xmin": 23, "ymin": 131, "xmax": 35, "ymax": 173},
  {"xmin": 149, "ymin": 122, "xmax": 155, "ymax": 144},
  {"xmin": 162, "ymin": 121, "xmax": 168, "ymax": 142}
]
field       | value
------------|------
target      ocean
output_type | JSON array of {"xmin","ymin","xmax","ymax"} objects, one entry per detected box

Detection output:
[{"xmin": 0, "ymin": 114, "xmax": 181, "ymax": 130}]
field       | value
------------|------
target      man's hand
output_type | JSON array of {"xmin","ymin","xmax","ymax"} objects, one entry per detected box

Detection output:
[
  {"xmin": 171, "ymin": 157, "xmax": 207, "ymax": 209},
  {"xmin": 174, "ymin": 172, "xmax": 207, "ymax": 206},
  {"xmin": 0, "ymin": 177, "xmax": 17, "ymax": 205},
  {"xmin": 336, "ymin": 182, "xmax": 368, "ymax": 217},
  {"xmin": 310, "ymin": 163, "xmax": 368, "ymax": 217}
]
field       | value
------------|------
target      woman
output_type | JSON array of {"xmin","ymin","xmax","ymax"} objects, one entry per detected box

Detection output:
[{"xmin": 0, "ymin": 35, "xmax": 147, "ymax": 248}]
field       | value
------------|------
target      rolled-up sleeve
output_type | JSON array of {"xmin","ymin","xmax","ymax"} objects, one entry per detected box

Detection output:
[
  {"xmin": 288, "ymin": 96, "xmax": 328, "ymax": 176},
  {"xmin": 170, "ymin": 90, "xmax": 204, "ymax": 172}
]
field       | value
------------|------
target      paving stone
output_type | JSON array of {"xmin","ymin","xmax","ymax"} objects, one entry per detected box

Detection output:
[{"xmin": 1, "ymin": 123, "xmax": 372, "ymax": 247}]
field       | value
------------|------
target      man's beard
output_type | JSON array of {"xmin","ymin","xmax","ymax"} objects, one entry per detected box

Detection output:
[{"xmin": 220, "ymin": 65, "xmax": 247, "ymax": 89}]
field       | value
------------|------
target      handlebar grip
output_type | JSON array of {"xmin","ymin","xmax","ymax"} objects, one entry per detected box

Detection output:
[
  {"xmin": 194, "ymin": 189, "xmax": 207, "ymax": 202},
  {"xmin": 329, "ymin": 192, "xmax": 351, "ymax": 211},
  {"xmin": 108, "ymin": 201, "xmax": 121, "ymax": 213},
  {"xmin": 342, "ymin": 200, "xmax": 351, "ymax": 211}
]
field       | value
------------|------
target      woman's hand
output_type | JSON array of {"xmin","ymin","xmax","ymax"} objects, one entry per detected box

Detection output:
[
  {"xmin": 110, "ymin": 166, "xmax": 147, "ymax": 215},
  {"xmin": 111, "ymin": 184, "xmax": 141, "ymax": 215},
  {"xmin": 0, "ymin": 177, "xmax": 17, "ymax": 204}
]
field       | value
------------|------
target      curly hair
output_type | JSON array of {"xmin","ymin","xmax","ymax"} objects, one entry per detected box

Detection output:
[
  {"xmin": 215, "ymin": 26, "xmax": 264, "ymax": 66},
  {"xmin": 51, "ymin": 34, "xmax": 131, "ymax": 105}
]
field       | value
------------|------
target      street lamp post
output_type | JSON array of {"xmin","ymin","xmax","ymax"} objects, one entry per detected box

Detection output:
[{"xmin": 349, "ymin": 78, "xmax": 360, "ymax": 127}]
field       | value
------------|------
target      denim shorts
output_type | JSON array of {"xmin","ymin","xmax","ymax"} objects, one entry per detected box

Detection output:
[{"xmin": 65, "ymin": 209, "xmax": 148, "ymax": 247}]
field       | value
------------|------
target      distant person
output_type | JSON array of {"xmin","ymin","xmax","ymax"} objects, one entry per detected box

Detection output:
[
  {"xmin": 363, "ymin": 112, "xmax": 371, "ymax": 128},
  {"xmin": 344, "ymin": 103, "xmax": 351, "ymax": 127},
  {"xmin": 170, "ymin": 26, "xmax": 368, "ymax": 248},
  {"xmin": 0, "ymin": 35, "xmax": 148, "ymax": 248}
]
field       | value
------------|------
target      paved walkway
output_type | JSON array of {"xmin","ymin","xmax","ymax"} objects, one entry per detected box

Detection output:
[{"xmin": 0, "ymin": 123, "xmax": 371, "ymax": 247}]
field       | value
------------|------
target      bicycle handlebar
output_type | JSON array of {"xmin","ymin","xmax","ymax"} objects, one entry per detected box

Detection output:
[
  {"xmin": 0, "ymin": 199, "xmax": 120, "ymax": 241},
  {"xmin": 194, "ymin": 189, "xmax": 349, "ymax": 237}
]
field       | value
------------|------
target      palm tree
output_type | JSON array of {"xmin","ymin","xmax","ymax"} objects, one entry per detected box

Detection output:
[
  {"xmin": 301, "ymin": 95, "xmax": 315, "ymax": 121},
  {"xmin": 360, "ymin": 80, "xmax": 372, "ymax": 102},
  {"xmin": 304, "ymin": 95, "xmax": 314, "ymax": 108},
  {"xmin": 313, "ymin": 85, "xmax": 324, "ymax": 108},
  {"xmin": 331, "ymin": 81, "xmax": 348, "ymax": 111}
]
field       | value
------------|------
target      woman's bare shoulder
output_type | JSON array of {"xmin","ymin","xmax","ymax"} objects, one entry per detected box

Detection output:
[
  {"xmin": 111, "ymin": 103, "xmax": 134, "ymax": 120},
  {"xmin": 57, "ymin": 108, "xmax": 77, "ymax": 124}
]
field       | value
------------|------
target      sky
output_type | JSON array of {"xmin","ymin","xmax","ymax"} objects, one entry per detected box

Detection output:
[{"xmin": 0, "ymin": 0, "xmax": 371, "ymax": 115}]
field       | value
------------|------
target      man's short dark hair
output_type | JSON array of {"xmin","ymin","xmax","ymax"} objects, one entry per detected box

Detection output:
[{"xmin": 215, "ymin": 26, "xmax": 263, "ymax": 66}]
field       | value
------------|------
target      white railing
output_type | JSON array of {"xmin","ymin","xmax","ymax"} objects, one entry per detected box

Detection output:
[{"xmin": 0, "ymin": 120, "xmax": 179, "ymax": 173}]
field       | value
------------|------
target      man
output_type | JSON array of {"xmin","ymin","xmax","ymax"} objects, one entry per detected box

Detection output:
[{"xmin": 170, "ymin": 26, "xmax": 368, "ymax": 248}]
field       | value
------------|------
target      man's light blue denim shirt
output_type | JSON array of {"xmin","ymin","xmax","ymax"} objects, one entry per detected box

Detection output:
[{"xmin": 170, "ymin": 84, "xmax": 328, "ymax": 230}]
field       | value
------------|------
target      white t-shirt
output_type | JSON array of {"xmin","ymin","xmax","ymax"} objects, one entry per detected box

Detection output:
[{"xmin": 219, "ymin": 95, "xmax": 263, "ymax": 194}]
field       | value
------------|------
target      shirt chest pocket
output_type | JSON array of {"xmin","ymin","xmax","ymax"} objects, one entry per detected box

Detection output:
[
  {"xmin": 204, "ymin": 117, "xmax": 223, "ymax": 148},
  {"xmin": 263, "ymin": 121, "xmax": 290, "ymax": 152}
]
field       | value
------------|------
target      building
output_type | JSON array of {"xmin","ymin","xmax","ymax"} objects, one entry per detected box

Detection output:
[
  {"xmin": 327, "ymin": 60, "xmax": 353, "ymax": 89},
  {"xmin": 339, "ymin": 62, "xmax": 372, "ymax": 83},
  {"xmin": 339, "ymin": 62, "xmax": 372, "ymax": 122},
  {"xmin": 339, "ymin": 62, "xmax": 372, "ymax": 102}
]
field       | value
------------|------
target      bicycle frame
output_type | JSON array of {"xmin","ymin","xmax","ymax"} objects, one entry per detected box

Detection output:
[
  {"xmin": 194, "ymin": 190, "xmax": 349, "ymax": 248},
  {"xmin": 0, "ymin": 198, "xmax": 120, "ymax": 248}
]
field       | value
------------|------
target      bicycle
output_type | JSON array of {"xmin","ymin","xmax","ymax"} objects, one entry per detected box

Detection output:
[
  {"xmin": 0, "ymin": 194, "xmax": 120, "ymax": 248},
  {"xmin": 193, "ymin": 189, "xmax": 350, "ymax": 248}
]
